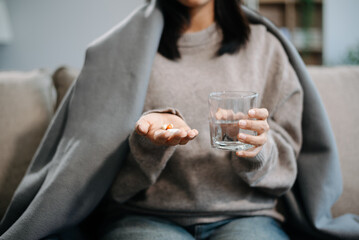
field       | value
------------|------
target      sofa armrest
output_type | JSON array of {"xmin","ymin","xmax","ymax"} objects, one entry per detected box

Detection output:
[
  {"xmin": 0, "ymin": 67, "xmax": 78, "ymax": 220},
  {"xmin": 0, "ymin": 69, "xmax": 55, "ymax": 218}
]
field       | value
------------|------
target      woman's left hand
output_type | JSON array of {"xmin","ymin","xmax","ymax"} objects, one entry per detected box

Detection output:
[{"xmin": 236, "ymin": 108, "xmax": 270, "ymax": 158}]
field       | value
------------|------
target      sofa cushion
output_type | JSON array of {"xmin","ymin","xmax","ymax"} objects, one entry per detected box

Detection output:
[
  {"xmin": 52, "ymin": 66, "xmax": 79, "ymax": 111},
  {"xmin": 0, "ymin": 69, "xmax": 56, "ymax": 218},
  {"xmin": 308, "ymin": 66, "xmax": 359, "ymax": 218}
]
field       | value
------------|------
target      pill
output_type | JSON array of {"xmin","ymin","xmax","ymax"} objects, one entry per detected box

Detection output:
[
  {"xmin": 167, "ymin": 129, "xmax": 180, "ymax": 133},
  {"xmin": 161, "ymin": 123, "xmax": 174, "ymax": 130}
]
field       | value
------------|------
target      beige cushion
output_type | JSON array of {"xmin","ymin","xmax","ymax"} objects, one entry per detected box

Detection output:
[
  {"xmin": 52, "ymin": 66, "xmax": 79, "ymax": 111},
  {"xmin": 0, "ymin": 69, "xmax": 56, "ymax": 218},
  {"xmin": 308, "ymin": 66, "xmax": 359, "ymax": 218}
]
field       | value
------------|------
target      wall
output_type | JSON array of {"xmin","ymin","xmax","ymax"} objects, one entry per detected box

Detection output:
[
  {"xmin": 323, "ymin": 0, "xmax": 359, "ymax": 65},
  {"xmin": 0, "ymin": 0, "xmax": 143, "ymax": 71},
  {"xmin": 2, "ymin": 0, "xmax": 359, "ymax": 69}
]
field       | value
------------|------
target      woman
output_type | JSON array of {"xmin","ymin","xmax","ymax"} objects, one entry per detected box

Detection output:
[{"xmin": 99, "ymin": 0, "xmax": 303, "ymax": 239}]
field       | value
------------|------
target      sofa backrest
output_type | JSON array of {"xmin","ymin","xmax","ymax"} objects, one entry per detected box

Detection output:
[
  {"xmin": 308, "ymin": 66, "xmax": 359, "ymax": 218},
  {"xmin": 0, "ymin": 67, "xmax": 78, "ymax": 219},
  {"xmin": 0, "ymin": 69, "xmax": 55, "ymax": 217}
]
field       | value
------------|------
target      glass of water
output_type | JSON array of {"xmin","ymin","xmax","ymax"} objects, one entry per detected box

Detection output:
[{"xmin": 208, "ymin": 91, "xmax": 258, "ymax": 151}]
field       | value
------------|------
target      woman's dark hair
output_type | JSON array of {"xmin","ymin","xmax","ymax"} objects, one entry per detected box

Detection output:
[{"xmin": 157, "ymin": 0, "xmax": 250, "ymax": 60}]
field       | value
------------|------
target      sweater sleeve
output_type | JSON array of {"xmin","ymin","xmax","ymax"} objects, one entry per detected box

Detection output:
[
  {"xmin": 230, "ymin": 33, "xmax": 303, "ymax": 197},
  {"xmin": 110, "ymin": 107, "xmax": 183, "ymax": 203}
]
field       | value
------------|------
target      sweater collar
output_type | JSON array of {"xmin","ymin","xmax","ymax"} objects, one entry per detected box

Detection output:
[{"xmin": 177, "ymin": 23, "xmax": 222, "ymax": 48}]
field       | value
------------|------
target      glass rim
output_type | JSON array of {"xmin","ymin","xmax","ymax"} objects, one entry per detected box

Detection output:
[{"xmin": 209, "ymin": 91, "xmax": 258, "ymax": 100}]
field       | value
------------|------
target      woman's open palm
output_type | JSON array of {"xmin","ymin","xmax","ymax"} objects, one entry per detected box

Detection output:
[{"xmin": 135, "ymin": 113, "xmax": 199, "ymax": 146}]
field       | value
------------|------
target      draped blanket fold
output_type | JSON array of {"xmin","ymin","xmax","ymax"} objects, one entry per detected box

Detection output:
[{"xmin": 1, "ymin": 1, "xmax": 358, "ymax": 239}]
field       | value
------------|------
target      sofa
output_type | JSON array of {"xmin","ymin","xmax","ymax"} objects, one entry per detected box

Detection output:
[
  {"xmin": 0, "ymin": 66, "xmax": 79, "ymax": 218},
  {"xmin": 0, "ymin": 65, "xmax": 358, "ymax": 228}
]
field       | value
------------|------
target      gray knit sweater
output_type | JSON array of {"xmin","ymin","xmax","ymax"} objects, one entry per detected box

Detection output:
[{"xmin": 109, "ymin": 23, "xmax": 303, "ymax": 225}]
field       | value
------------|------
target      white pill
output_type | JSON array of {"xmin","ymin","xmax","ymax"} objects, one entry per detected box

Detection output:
[{"xmin": 167, "ymin": 129, "xmax": 180, "ymax": 133}]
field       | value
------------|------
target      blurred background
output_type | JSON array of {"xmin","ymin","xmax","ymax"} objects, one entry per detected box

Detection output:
[
  {"xmin": 0, "ymin": 0, "xmax": 359, "ymax": 71},
  {"xmin": 243, "ymin": 0, "xmax": 359, "ymax": 65},
  {"xmin": 0, "ymin": 0, "xmax": 143, "ymax": 71}
]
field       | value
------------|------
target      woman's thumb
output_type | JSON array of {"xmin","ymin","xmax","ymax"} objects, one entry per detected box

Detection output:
[{"xmin": 135, "ymin": 119, "xmax": 150, "ymax": 135}]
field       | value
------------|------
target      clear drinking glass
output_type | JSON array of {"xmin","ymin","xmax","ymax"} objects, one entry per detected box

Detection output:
[{"xmin": 208, "ymin": 91, "xmax": 258, "ymax": 151}]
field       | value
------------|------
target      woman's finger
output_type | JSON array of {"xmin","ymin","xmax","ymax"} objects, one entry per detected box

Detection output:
[
  {"xmin": 215, "ymin": 108, "xmax": 237, "ymax": 120},
  {"xmin": 237, "ymin": 132, "xmax": 267, "ymax": 146},
  {"xmin": 166, "ymin": 130, "xmax": 187, "ymax": 146},
  {"xmin": 236, "ymin": 146, "xmax": 263, "ymax": 158},
  {"xmin": 153, "ymin": 130, "xmax": 171, "ymax": 145},
  {"xmin": 135, "ymin": 119, "xmax": 150, "ymax": 136},
  {"xmin": 248, "ymin": 108, "xmax": 269, "ymax": 120},
  {"xmin": 179, "ymin": 129, "xmax": 199, "ymax": 145},
  {"xmin": 234, "ymin": 111, "xmax": 247, "ymax": 120},
  {"xmin": 238, "ymin": 119, "xmax": 269, "ymax": 134}
]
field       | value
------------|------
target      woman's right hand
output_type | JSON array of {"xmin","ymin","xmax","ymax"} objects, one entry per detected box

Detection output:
[{"xmin": 135, "ymin": 113, "xmax": 199, "ymax": 146}]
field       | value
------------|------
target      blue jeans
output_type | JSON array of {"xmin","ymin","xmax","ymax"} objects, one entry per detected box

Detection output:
[{"xmin": 99, "ymin": 214, "xmax": 289, "ymax": 240}]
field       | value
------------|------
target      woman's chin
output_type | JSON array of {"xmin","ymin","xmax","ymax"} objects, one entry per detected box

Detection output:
[{"xmin": 177, "ymin": 0, "xmax": 213, "ymax": 8}]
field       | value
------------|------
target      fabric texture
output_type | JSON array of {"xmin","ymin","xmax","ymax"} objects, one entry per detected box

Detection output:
[
  {"xmin": 307, "ymin": 66, "xmax": 359, "ymax": 218},
  {"xmin": 99, "ymin": 214, "xmax": 289, "ymax": 240},
  {"xmin": 0, "ymin": 69, "xmax": 55, "ymax": 219},
  {"xmin": 0, "ymin": 1, "xmax": 358, "ymax": 239},
  {"xmin": 0, "ymin": 2, "xmax": 163, "ymax": 239},
  {"xmin": 243, "ymin": 9, "xmax": 359, "ymax": 239},
  {"xmin": 109, "ymin": 23, "xmax": 303, "ymax": 225}
]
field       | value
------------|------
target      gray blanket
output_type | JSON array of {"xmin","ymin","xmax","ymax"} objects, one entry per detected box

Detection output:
[{"xmin": 1, "ymin": 1, "xmax": 358, "ymax": 239}]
